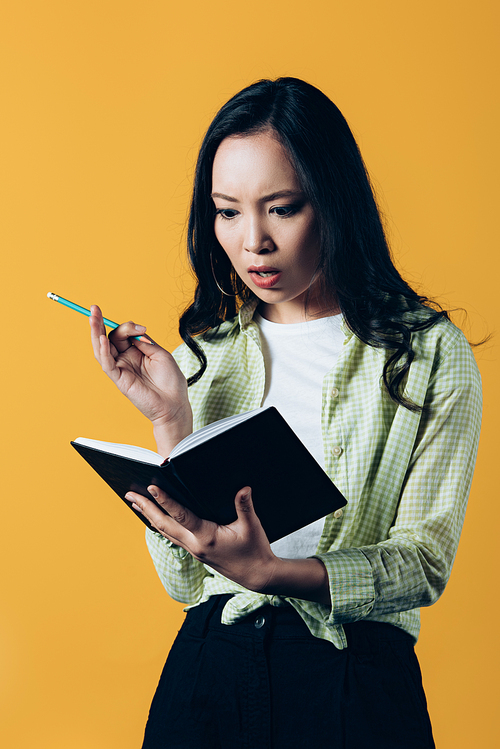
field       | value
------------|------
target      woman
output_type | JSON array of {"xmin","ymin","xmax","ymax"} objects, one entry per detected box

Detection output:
[{"xmin": 90, "ymin": 78, "xmax": 481, "ymax": 748}]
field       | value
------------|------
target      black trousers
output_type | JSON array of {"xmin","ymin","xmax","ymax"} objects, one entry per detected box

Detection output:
[{"xmin": 142, "ymin": 594, "xmax": 435, "ymax": 748}]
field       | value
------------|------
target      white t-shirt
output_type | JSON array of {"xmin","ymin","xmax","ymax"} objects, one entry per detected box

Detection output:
[{"xmin": 255, "ymin": 312, "xmax": 344, "ymax": 558}]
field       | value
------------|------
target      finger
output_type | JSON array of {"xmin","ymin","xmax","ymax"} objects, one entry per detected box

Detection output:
[
  {"xmin": 234, "ymin": 487, "xmax": 255, "ymax": 520},
  {"xmin": 125, "ymin": 491, "xmax": 174, "ymax": 535},
  {"xmin": 125, "ymin": 488, "xmax": 201, "ymax": 543},
  {"xmin": 89, "ymin": 305, "xmax": 107, "ymax": 362},
  {"xmin": 129, "ymin": 335, "xmax": 158, "ymax": 353},
  {"xmin": 98, "ymin": 334, "xmax": 121, "ymax": 382},
  {"xmin": 109, "ymin": 321, "xmax": 150, "ymax": 353},
  {"xmin": 147, "ymin": 486, "xmax": 204, "ymax": 533}
]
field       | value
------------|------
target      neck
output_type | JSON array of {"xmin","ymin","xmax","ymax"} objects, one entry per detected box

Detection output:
[{"xmin": 258, "ymin": 295, "xmax": 340, "ymax": 325}]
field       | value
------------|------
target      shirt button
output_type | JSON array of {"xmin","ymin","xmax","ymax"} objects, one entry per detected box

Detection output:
[
  {"xmin": 331, "ymin": 387, "xmax": 339, "ymax": 398},
  {"xmin": 332, "ymin": 446, "xmax": 343, "ymax": 457},
  {"xmin": 334, "ymin": 509, "xmax": 343, "ymax": 519},
  {"xmin": 254, "ymin": 616, "xmax": 266, "ymax": 629}
]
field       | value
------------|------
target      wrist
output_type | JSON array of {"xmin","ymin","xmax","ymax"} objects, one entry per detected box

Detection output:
[
  {"xmin": 153, "ymin": 408, "xmax": 193, "ymax": 458},
  {"xmin": 256, "ymin": 556, "xmax": 331, "ymax": 606}
]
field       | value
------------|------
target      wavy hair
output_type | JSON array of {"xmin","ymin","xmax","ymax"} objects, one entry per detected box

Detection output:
[{"xmin": 179, "ymin": 77, "xmax": 449, "ymax": 410}]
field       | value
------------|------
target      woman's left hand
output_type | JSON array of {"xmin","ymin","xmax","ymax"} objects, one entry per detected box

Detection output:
[{"xmin": 125, "ymin": 486, "xmax": 279, "ymax": 592}]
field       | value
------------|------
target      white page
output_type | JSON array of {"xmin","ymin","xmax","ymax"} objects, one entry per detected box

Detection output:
[
  {"xmin": 74, "ymin": 406, "xmax": 269, "ymax": 464},
  {"xmin": 73, "ymin": 438, "xmax": 163, "ymax": 465},
  {"xmin": 169, "ymin": 406, "xmax": 268, "ymax": 459}
]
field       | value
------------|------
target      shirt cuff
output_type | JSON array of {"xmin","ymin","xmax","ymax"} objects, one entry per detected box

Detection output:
[
  {"xmin": 312, "ymin": 548, "xmax": 375, "ymax": 625},
  {"xmin": 145, "ymin": 528, "xmax": 190, "ymax": 560}
]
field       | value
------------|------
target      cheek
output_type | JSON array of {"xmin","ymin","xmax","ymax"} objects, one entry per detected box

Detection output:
[
  {"xmin": 300, "ymin": 220, "xmax": 321, "ymax": 258},
  {"xmin": 213, "ymin": 221, "xmax": 222, "ymax": 246},
  {"xmin": 214, "ymin": 221, "xmax": 229, "ymax": 250},
  {"xmin": 214, "ymin": 224, "xmax": 238, "ymax": 261}
]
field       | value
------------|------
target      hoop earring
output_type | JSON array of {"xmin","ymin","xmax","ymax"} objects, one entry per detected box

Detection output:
[{"xmin": 210, "ymin": 251, "xmax": 237, "ymax": 297}]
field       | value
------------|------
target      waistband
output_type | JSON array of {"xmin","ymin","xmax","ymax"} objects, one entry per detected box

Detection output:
[{"xmin": 183, "ymin": 594, "xmax": 414, "ymax": 651}]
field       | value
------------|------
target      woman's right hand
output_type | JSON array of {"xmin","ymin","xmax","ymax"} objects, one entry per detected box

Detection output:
[{"xmin": 90, "ymin": 305, "xmax": 192, "ymax": 456}]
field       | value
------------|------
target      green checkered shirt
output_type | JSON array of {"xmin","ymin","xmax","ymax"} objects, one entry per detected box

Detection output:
[{"xmin": 146, "ymin": 298, "xmax": 482, "ymax": 649}]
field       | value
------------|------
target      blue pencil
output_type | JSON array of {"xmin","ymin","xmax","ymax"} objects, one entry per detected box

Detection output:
[{"xmin": 47, "ymin": 292, "xmax": 154, "ymax": 343}]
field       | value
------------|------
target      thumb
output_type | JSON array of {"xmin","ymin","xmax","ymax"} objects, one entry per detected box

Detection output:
[{"xmin": 235, "ymin": 487, "xmax": 255, "ymax": 519}]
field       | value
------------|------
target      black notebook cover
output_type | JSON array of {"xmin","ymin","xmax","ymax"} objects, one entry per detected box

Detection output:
[{"xmin": 71, "ymin": 407, "xmax": 346, "ymax": 544}]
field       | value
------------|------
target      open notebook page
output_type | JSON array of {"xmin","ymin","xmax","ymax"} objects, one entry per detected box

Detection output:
[
  {"xmin": 73, "ymin": 407, "xmax": 268, "ymax": 464},
  {"xmin": 72, "ymin": 438, "xmax": 164, "ymax": 464},
  {"xmin": 169, "ymin": 406, "xmax": 267, "ymax": 459}
]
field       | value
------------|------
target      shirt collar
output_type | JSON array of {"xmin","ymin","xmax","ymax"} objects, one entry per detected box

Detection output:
[
  {"xmin": 238, "ymin": 297, "xmax": 260, "ymax": 330},
  {"xmin": 340, "ymin": 317, "xmax": 354, "ymax": 340}
]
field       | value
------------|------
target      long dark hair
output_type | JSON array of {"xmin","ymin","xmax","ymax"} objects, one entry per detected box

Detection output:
[{"xmin": 179, "ymin": 77, "xmax": 448, "ymax": 410}]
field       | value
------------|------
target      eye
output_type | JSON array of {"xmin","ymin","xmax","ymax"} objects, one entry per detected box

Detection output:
[
  {"xmin": 215, "ymin": 208, "xmax": 239, "ymax": 220},
  {"xmin": 270, "ymin": 205, "xmax": 298, "ymax": 217}
]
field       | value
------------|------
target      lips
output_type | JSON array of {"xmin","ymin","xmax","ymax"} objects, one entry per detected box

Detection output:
[{"xmin": 247, "ymin": 266, "xmax": 282, "ymax": 289}]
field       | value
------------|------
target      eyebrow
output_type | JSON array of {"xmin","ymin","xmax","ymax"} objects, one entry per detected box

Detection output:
[{"xmin": 211, "ymin": 189, "xmax": 305, "ymax": 203}]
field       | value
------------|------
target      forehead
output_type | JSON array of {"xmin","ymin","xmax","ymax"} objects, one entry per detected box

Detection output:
[{"xmin": 211, "ymin": 132, "xmax": 301, "ymax": 193}]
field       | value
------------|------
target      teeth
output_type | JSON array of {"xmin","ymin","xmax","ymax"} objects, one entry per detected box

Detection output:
[{"xmin": 257, "ymin": 272, "xmax": 275, "ymax": 277}]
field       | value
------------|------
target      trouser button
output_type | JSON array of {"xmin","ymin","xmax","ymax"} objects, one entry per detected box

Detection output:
[{"xmin": 254, "ymin": 615, "xmax": 266, "ymax": 629}]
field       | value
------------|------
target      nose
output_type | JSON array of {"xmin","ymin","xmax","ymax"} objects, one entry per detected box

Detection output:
[{"xmin": 243, "ymin": 215, "xmax": 275, "ymax": 255}]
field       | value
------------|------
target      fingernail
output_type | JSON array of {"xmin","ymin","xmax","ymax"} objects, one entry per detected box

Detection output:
[
  {"xmin": 135, "ymin": 324, "xmax": 146, "ymax": 333},
  {"xmin": 148, "ymin": 486, "xmax": 158, "ymax": 498},
  {"xmin": 125, "ymin": 493, "xmax": 133, "ymax": 501}
]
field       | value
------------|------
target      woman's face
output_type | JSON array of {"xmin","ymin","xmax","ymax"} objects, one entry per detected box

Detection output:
[{"xmin": 211, "ymin": 131, "xmax": 332, "ymax": 323}]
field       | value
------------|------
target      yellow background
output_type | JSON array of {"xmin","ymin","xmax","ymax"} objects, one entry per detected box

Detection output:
[{"xmin": 1, "ymin": 1, "xmax": 498, "ymax": 746}]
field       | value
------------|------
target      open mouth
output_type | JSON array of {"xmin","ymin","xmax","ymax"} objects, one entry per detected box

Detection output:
[{"xmin": 248, "ymin": 268, "xmax": 282, "ymax": 288}]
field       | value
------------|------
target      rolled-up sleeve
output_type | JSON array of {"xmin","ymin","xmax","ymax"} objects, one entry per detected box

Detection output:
[
  {"xmin": 145, "ymin": 529, "xmax": 210, "ymax": 604},
  {"xmin": 314, "ymin": 332, "xmax": 482, "ymax": 626}
]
